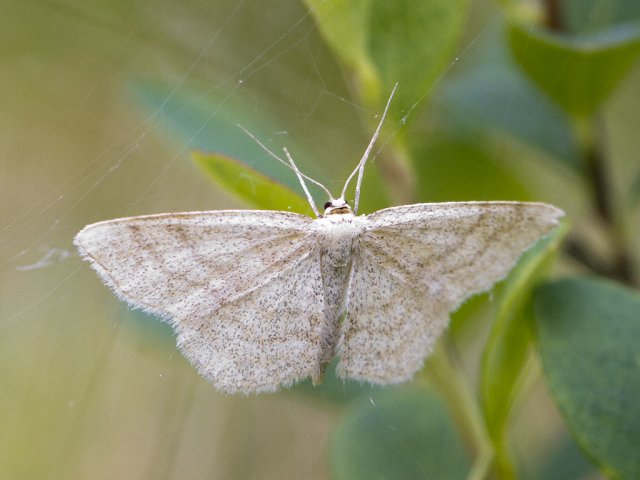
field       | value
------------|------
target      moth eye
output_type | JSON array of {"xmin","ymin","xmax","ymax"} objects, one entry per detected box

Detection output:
[{"xmin": 323, "ymin": 202, "xmax": 332, "ymax": 210}]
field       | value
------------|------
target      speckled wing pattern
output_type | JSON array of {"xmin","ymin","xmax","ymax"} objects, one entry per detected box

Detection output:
[
  {"xmin": 74, "ymin": 210, "xmax": 328, "ymax": 393},
  {"xmin": 337, "ymin": 202, "xmax": 563, "ymax": 384},
  {"xmin": 76, "ymin": 201, "xmax": 562, "ymax": 393}
]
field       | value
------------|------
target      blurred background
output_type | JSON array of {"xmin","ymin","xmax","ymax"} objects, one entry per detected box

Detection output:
[{"xmin": 1, "ymin": 0, "xmax": 639, "ymax": 479}]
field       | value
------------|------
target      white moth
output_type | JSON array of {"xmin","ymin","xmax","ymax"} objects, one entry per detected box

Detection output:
[{"xmin": 75, "ymin": 86, "xmax": 563, "ymax": 394}]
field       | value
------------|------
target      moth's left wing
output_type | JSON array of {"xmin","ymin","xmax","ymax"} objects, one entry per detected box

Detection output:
[
  {"xmin": 75, "ymin": 210, "xmax": 330, "ymax": 393},
  {"xmin": 337, "ymin": 202, "xmax": 563, "ymax": 384}
]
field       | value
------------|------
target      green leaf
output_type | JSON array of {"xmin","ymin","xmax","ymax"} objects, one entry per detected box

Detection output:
[
  {"xmin": 563, "ymin": 0, "xmax": 640, "ymax": 34},
  {"xmin": 534, "ymin": 276, "xmax": 640, "ymax": 479},
  {"xmin": 412, "ymin": 138, "xmax": 533, "ymax": 202},
  {"xmin": 367, "ymin": 0, "xmax": 470, "ymax": 114},
  {"xmin": 132, "ymin": 80, "xmax": 328, "ymax": 198},
  {"xmin": 527, "ymin": 431, "xmax": 598, "ymax": 480},
  {"xmin": 330, "ymin": 385, "xmax": 471, "ymax": 480},
  {"xmin": 192, "ymin": 151, "xmax": 312, "ymax": 215},
  {"xmin": 133, "ymin": 80, "xmax": 394, "ymax": 213},
  {"xmin": 438, "ymin": 22, "xmax": 581, "ymax": 170},
  {"xmin": 302, "ymin": 0, "xmax": 380, "ymax": 103},
  {"xmin": 305, "ymin": 0, "xmax": 470, "ymax": 116},
  {"xmin": 480, "ymin": 222, "xmax": 568, "ymax": 469},
  {"xmin": 508, "ymin": 21, "xmax": 640, "ymax": 117}
]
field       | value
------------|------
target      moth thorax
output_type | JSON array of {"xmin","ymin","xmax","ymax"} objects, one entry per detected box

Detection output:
[{"xmin": 323, "ymin": 198, "xmax": 352, "ymax": 216}]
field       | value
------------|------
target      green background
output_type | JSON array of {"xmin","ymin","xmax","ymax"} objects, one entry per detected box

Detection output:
[{"xmin": 2, "ymin": 1, "xmax": 639, "ymax": 479}]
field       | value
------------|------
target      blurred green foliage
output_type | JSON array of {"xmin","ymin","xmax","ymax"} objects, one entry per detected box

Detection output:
[
  {"xmin": 3, "ymin": 0, "xmax": 640, "ymax": 479},
  {"xmin": 151, "ymin": 1, "xmax": 639, "ymax": 478},
  {"xmin": 192, "ymin": 151, "xmax": 313, "ymax": 215},
  {"xmin": 509, "ymin": 21, "xmax": 640, "ymax": 118},
  {"xmin": 535, "ymin": 278, "xmax": 640, "ymax": 479},
  {"xmin": 331, "ymin": 385, "xmax": 471, "ymax": 480},
  {"xmin": 481, "ymin": 221, "xmax": 569, "ymax": 478}
]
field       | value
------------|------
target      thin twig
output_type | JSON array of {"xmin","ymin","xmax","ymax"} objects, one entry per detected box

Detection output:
[
  {"xmin": 543, "ymin": 0, "xmax": 564, "ymax": 31},
  {"xmin": 423, "ymin": 338, "xmax": 494, "ymax": 479},
  {"xmin": 541, "ymin": 0, "xmax": 636, "ymax": 286},
  {"xmin": 581, "ymin": 119, "xmax": 635, "ymax": 284}
]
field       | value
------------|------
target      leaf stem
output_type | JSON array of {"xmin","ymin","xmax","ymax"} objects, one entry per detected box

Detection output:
[
  {"xmin": 543, "ymin": 0, "xmax": 564, "ymax": 31},
  {"xmin": 540, "ymin": 0, "xmax": 635, "ymax": 287},
  {"xmin": 574, "ymin": 116, "xmax": 635, "ymax": 285},
  {"xmin": 423, "ymin": 338, "xmax": 493, "ymax": 480}
]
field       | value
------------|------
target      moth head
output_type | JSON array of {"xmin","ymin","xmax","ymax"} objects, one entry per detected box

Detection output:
[{"xmin": 323, "ymin": 197, "xmax": 352, "ymax": 216}]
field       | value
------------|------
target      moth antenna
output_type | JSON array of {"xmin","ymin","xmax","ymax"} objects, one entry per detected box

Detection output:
[
  {"xmin": 283, "ymin": 148, "xmax": 320, "ymax": 217},
  {"xmin": 238, "ymin": 125, "xmax": 333, "ymax": 215},
  {"xmin": 341, "ymin": 82, "xmax": 398, "ymax": 214}
]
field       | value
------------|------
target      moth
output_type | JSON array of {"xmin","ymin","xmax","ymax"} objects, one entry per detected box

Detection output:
[{"xmin": 75, "ymin": 86, "xmax": 563, "ymax": 394}]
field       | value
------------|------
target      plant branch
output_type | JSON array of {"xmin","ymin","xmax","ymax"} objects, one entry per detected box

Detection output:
[
  {"xmin": 423, "ymin": 338, "xmax": 493, "ymax": 480},
  {"xmin": 541, "ymin": 0, "xmax": 635, "ymax": 286},
  {"xmin": 563, "ymin": 237, "xmax": 614, "ymax": 277},
  {"xmin": 543, "ymin": 0, "xmax": 564, "ymax": 31},
  {"xmin": 577, "ymin": 117, "xmax": 635, "ymax": 285}
]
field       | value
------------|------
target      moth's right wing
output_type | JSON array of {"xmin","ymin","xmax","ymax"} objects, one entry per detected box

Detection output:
[
  {"xmin": 75, "ymin": 210, "xmax": 328, "ymax": 393},
  {"xmin": 338, "ymin": 202, "xmax": 563, "ymax": 384}
]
